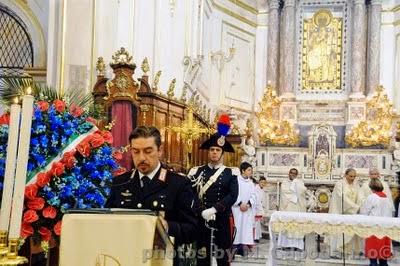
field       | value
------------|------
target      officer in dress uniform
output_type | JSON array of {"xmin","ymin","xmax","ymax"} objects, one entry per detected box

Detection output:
[
  {"xmin": 106, "ymin": 126, "xmax": 198, "ymax": 263},
  {"xmin": 188, "ymin": 114, "xmax": 239, "ymax": 266}
]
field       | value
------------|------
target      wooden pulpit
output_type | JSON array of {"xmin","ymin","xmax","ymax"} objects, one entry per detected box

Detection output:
[{"xmin": 59, "ymin": 211, "xmax": 173, "ymax": 266}]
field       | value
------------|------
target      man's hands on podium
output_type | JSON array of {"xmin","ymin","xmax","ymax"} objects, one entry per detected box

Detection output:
[{"xmin": 201, "ymin": 207, "xmax": 217, "ymax": 221}]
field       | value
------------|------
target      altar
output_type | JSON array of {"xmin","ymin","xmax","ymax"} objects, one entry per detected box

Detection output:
[
  {"xmin": 268, "ymin": 211, "xmax": 400, "ymax": 266},
  {"xmin": 250, "ymin": 6, "xmax": 400, "ymax": 217}
]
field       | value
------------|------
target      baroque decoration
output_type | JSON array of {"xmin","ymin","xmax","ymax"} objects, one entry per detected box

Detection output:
[
  {"xmin": 0, "ymin": 92, "xmax": 123, "ymax": 247},
  {"xmin": 256, "ymin": 85, "xmax": 299, "ymax": 146},
  {"xmin": 345, "ymin": 85, "xmax": 395, "ymax": 148}
]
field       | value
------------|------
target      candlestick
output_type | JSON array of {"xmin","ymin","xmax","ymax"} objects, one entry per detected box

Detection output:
[
  {"xmin": 8, "ymin": 90, "xmax": 34, "ymax": 239},
  {"xmin": 0, "ymin": 238, "xmax": 28, "ymax": 264},
  {"xmin": 0, "ymin": 101, "xmax": 21, "ymax": 232}
]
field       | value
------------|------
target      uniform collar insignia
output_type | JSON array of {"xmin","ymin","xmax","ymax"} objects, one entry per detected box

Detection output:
[{"xmin": 158, "ymin": 168, "xmax": 167, "ymax": 182}]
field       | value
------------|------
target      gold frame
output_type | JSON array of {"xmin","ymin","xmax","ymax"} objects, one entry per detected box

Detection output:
[{"xmin": 301, "ymin": 9, "xmax": 343, "ymax": 91}]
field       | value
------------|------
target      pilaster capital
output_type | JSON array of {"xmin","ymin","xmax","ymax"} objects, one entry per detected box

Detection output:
[
  {"xmin": 269, "ymin": 0, "xmax": 280, "ymax": 10},
  {"xmin": 370, "ymin": 0, "xmax": 382, "ymax": 6},
  {"xmin": 353, "ymin": 0, "xmax": 365, "ymax": 6},
  {"xmin": 283, "ymin": 0, "xmax": 295, "ymax": 7}
]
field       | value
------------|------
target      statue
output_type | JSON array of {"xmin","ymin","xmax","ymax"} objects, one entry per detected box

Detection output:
[{"xmin": 241, "ymin": 136, "xmax": 256, "ymax": 167}]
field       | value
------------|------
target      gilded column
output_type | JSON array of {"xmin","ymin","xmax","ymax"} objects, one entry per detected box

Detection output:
[
  {"xmin": 279, "ymin": 0, "xmax": 296, "ymax": 99},
  {"xmin": 350, "ymin": 0, "xmax": 367, "ymax": 99},
  {"xmin": 266, "ymin": 0, "xmax": 280, "ymax": 89},
  {"xmin": 366, "ymin": 0, "xmax": 382, "ymax": 95}
]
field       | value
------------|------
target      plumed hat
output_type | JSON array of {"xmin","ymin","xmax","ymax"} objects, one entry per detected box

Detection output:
[{"xmin": 200, "ymin": 114, "xmax": 234, "ymax": 152}]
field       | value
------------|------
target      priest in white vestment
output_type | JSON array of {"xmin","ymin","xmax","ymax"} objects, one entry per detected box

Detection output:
[
  {"xmin": 328, "ymin": 168, "xmax": 361, "ymax": 257},
  {"xmin": 358, "ymin": 168, "xmax": 394, "ymax": 214},
  {"xmin": 232, "ymin": 162, "xmax": 257, "ymax": 255},
  {"xmin": 277, "ymin": 168, "xmax": 307, "ymax": 250}
]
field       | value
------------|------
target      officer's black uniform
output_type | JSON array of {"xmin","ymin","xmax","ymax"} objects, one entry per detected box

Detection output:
[
  {"xmin": 188, "ymin": 133, "xmax": 239, "ymax": 266},
  {"xmin": 106, "ymin": 166, "xmax": 198, "ymax": 246}
]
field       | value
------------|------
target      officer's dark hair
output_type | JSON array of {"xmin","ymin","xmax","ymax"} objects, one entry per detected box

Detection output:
[
  {"xmin": 289, "ymin": 168, "xmax": 298, "ymax": 175},
  {"xmin": 369, "ymin": 178, "xmax": 384, "ymax": 192},
  {"xmin": 259, "ymin": 176, "xmax": 266, "ymax": 181},
  {"xmin": 240, "ymin": 162, "xmax": 252, "ymax": 173},
  {"xmin": 129, "ymin": 126, "xmax": 162, "ymax": 148}
]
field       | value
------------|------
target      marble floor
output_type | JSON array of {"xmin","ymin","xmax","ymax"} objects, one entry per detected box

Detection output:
[{"xmin": 228, "ymin": 238, "xmax": 400, "ymax": 266}]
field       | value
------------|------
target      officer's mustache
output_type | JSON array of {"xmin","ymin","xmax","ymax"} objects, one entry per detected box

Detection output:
[{"xmin": 137, "ymin": 161, "xmax": 148, "ymax": 166}]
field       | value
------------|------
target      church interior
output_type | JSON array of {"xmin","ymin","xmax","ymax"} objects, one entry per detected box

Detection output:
[{"xmin": 1, "ymin": 0, "xmax": 400, "ymax": 265}]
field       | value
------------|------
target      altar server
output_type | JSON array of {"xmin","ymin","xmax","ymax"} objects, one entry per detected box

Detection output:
[
  {"xmin": 358, "ymin": 168, "xmax": 394, "ymax": 214},
  {"xmin": 232, "ymin": 162, "xmax": 257, "ymax": 255}
]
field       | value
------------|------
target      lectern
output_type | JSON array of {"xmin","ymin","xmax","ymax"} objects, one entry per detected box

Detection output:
[{"xmin": 59, "ymin": 210, "xmax": 173, "ymax": 266}]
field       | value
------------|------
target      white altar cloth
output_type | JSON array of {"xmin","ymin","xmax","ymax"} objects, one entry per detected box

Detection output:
[{"xmin": 268, "ymin": 211, "xmax": 400, "ymax": 265}]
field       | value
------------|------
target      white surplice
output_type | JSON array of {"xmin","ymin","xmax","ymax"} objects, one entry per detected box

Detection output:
[
  {"xmin": 277, "ymin": 178, "xmax": 307, "ymax": 249},
  {"xmin": 328, "ymin": 178, "xmax": 361, "ymax": 255},
  {"xmin": 232, "ymin": 175, "xmax": 257, "ymax": 245},
  {"xmin": 254, "ymin": 184, "xmax": 265, "ymax": 240},
  {"xmin": 358, "ymin": 178, "xmax": 394, "ymax": 213}
]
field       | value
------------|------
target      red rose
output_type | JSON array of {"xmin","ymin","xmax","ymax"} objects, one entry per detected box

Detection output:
[
  {"xmin": 102, "ymin": 131, "xmax": 113, "ymax": 144},
  {"xmin": 42, "ymin": 206, "xmax": 57, "ymax": 219},
  {"xmin": 76, "ymin": 141, "xmax": 91, "ymax": 157},
  {"xmin": 27, "ymin": 197, "xmax": 45, "ymax": 210},
  {"xmin": 20, "ymin": 223, "xmax": 34, "ymax": 238},
  {"xmin": 36, "ymin": 172, "xmax": 51, "ymax": 187},
  {"xmin": 36, "ymin": 101, "xmax": 49, "ymax": 112},
  {"xmin": 90, "ymin": 133, "xmax": 105, "ymax": 148},
  {"xmin": 25, "ymin": 184, "xmax": 38, "ymax": 200},
  {"xmin": 86, "ymin": 117, "xmax": 97, "ymax": 125},
  {"xmin": 53, "ymin": 221, "xmax": 62, "ymax": 236},
  {"xmin": 69, "ymin": 104, "xmax": 83, "ymax": 117},
  {"xmin": 23, "ymin": 210, "xmax": 39, "ymax": 223},
  {"xmin": 53, "ymin": 99, "xmax": 66, "ymax": 113},
  {"xmin": 61, "ymin": 151, "xmax": 76, "ymax": 169},
  {"xmin": 113, "ymin": 167, "xmax": 127, "ymax": 177},
  {"xmin": 50, "ymin": 162, "xmax": 65, "ymax": 177},
  {"xmin": 0, "ymin": 113, "xmax": 10, "ymax": 125},
  {"xmin": 38, "ymin": 227, "xmax": 52, "ymax": 241},
  {"xmin": 112, "ymin": 151, "xmax": 123, "ymax": 161}
]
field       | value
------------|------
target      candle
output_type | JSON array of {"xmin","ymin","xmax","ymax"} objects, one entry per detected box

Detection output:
[
  {"xmin": 0, "ymin": 99, "xmax": 21, "ymax": 231},
  {"xmin": 8, "ymin": 90, "xmax": 34, "ymax": 239}
]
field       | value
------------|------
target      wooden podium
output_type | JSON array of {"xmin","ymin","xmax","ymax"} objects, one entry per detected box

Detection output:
[{"xmin": 59, "ymin": 212, "xmax": 173, "ymax": 266}]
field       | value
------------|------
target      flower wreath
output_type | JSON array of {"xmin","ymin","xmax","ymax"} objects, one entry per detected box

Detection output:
[{"xmin": 0, "ymin": 99, "xmax": 124, "ymax": 246}]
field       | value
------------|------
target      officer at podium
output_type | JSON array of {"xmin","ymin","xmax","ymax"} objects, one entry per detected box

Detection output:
[
  {"xmin": 188, "ymin": 114, "xmax": 239, "ymax": 266},
  {"xmin": 106, "ymin": 126, "xmax": 198, "ymax": 248}
]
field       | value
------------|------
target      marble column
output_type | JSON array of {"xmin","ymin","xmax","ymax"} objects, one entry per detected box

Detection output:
[
  {"xmin": 266, "ymin": 0, "xmax": 280, "ymax": 89},
  {"xmin": 350, "ymin": 0, "xmax": 367, "ymax": 99},
  {"xmin": 366, "ymin": 0, "xmax": 382, "ymax": 95},
  {"xmin": 279, "ymin": 0, "xmax": 296, "ymax": 99}
]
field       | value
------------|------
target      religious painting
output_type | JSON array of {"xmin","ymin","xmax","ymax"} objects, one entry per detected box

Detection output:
[{"xmin": 301, "ymin": 9, "xmax": 342, "ymax": 91}]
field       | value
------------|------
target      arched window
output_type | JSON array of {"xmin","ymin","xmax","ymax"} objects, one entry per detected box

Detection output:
[{"xmin": 0, "ymin": 4, "xmax": 33, "ymax": 77}]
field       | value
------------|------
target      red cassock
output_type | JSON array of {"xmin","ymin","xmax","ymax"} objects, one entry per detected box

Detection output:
[{"xmin": 365, "ymin": 235, "xmax": 392, "ymax": 259}]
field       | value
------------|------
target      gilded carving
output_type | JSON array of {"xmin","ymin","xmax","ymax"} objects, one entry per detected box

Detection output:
[
  {"xmin": 302, "ymin": 9, "xmax": 342, "ymax": 91},
  {"xmin": 141, "ymin": 57, "xmax": 150, "ymax": 74},
  {"xmin": 256, "ymin": 85, "xmax": 299, "ymax": 146},
  {"xmin": 345, "ymin": 86, "xmax": 395, "ymax": 147},
  {"xmin": 152, "ymin": 71, "xmax": 162, "ymax": 93}
]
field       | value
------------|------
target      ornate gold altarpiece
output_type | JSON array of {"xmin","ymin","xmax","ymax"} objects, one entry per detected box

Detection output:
[{"xmin": 255, "ymin": 6, "xmax": 398, "ymax": 218}]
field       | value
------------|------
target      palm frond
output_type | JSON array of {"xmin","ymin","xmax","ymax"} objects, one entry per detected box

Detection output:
[{"xmin": 0, "ymin": 77, "xmax": 100, "ymax": 117}]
